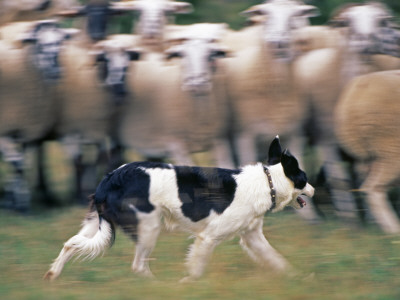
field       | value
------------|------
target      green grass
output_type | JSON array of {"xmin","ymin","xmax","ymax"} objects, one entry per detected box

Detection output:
[{"xmin": 1, "ymin": 207, "xmax": 400, "ymax": 300}]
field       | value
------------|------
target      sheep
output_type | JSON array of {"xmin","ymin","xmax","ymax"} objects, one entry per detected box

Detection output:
[
  {"xmin": 117, "ymin": 23, "xmax": 233, "ymax": 167},
  {"xmin": 55, "ymin": 0, "xmax": 135, "ymax": 45},
  {"xmin": 54, "ymin": 35, "xmax": 141, "ymax": 200},
  {"xmin": 334, "ymin": 70, "xmax": 400, "ymax": 234},
  {"xmin": 110, "ymin": 0, "xmax": 193, "ymax": 51},
  {"xmin": 292, "ymin": 25, "xmax": 342, "ymax": 54},
  {"xmin": 0, "ymin": 0, "xmax": 79, "ymax": 26},
  {"xmin": 0, "ymin": 20, "xmax": 79, "ymax": 209},
  {"xmin": 293, "ymin": 2, "xmax": 400, "ymax": 220},
  {"xmin": 221, "ymin": 1, "xmax": 320, "ymax": 221}
]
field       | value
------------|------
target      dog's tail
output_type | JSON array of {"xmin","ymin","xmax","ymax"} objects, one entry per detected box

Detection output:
[
  {"xmin": 44, "ymin": 195, "xmax": 115, "ymax": 281},
  {"xmin": 69, "ymin": 194, "xmax": 115, "ymax": 260}
]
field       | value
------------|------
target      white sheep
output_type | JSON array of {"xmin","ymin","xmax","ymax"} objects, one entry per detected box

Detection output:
[
  {"xmin": 0, "ymin": 0, "xmax": 79, "ymax": 26},
  {"xmin": 292, "ymin": 25, "xmax": 342, "ymax": 54},
  {"xmin": 293, "ymin": 2, "xmax": 400, "ymax": 220},
  {"xmin": 0, "ymin": 20, "xmax": 78, "ymax": 209},
  {"xmin": 54, "ymin": 35, "xmax": 141, "ymax": 199},
  {"xmin": 334, "ymin": 70, "xmax": 400, "ymax": 234},
  {"xmin": 117, "ymin": 23, "xmax": 233, "ymax": 167},
  {"xmin": 110, "ymin": 0, "xmax": 193, "ymax": 52},
  {"xmin": 222, "ymin": 0, "xmax": 320, "ymax": 221}
]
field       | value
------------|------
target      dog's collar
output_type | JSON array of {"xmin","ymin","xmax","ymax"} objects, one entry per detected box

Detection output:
[{"xmin": 263, "ymin": 166, "xmax": 276, "ymax": 210}]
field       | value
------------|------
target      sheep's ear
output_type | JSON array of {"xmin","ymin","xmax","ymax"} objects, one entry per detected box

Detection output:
[
  {"xmin": 63, "ymin": 28, "xmax": 80, "ymax": 40},
  {"xmin": 36, "ymin": 0, "xmax": 51, "ymax": 11},
  {"xmin": 165, "ymin": 51, "xmax": 182, "ymax": 60},
  {"xmin": 167, "ymin": 2, "xmax": 193, "ymax": 14},
  {"xmin": 127, "ymin": 49, "xmax": 141, "ymax": 61},
  {"xmin": 296, "ymin": 5, "xmax": 320, "ymax": 18},
  {"xmin": 210, "ymin": 47, "xmax": 231, "ymax": 58},
  {"xmin": 55, "ymin": 7, "xmax": 86, "ymax": 17},
  {"xmin": 241, "ymin": 5, "xmax": 266, "ymax": 17},
  {"xmin": 90, "ymin": 50, "xmax": 106, "ymax": 63},
  {"xmin": 164, "ymin": 45, "xmax": 184, "ymax": 60},
  {"xmin": 267, "ymin": 136, "xmax": 282, "ymax": 165}
]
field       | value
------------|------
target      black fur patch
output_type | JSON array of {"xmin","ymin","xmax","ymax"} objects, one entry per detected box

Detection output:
[
  {"xmin": 174, "ymin": 166, "xmax": 240, "ymax": 222},
  {"xmin": 281, "ymin": 150, "xmax": 307, "ymax": 189},
  {"xmin": 268, "ymin": 136, "xmax": 282, "ymax": 165},
  {"xmin": 94, "ymin": 162, "xmax": 170, "ymax": 240}
]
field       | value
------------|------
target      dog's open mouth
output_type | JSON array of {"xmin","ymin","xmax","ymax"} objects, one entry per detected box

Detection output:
[{"xmin": 297, "ymin": 196, "xmax": 306, "ymax": 208}]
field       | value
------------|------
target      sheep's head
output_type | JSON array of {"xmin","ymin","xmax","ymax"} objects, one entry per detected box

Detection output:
[
  {"xmin": 164, "ymin": 23, "xmax": 230, "ymax": 96},
  {"xmin": 111, "ymin": 0, "xmax": 193, "ymax": 42},
  {"xmin": 92, "ymin": 38, "xmax": 142, "ymax": 101},
  {"xmin": 242, "ymin": 0, "xmax": 319, "ymax": 61},
  {"xmin": 20, "ymin": 20, "xmax": 79, "ymax": 81},
  {"xmin": 330, "ymin": 2, "xmax": 395, "ymax": 55}
]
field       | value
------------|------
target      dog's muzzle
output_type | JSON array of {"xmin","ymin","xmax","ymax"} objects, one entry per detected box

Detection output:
[{"xmin": 297, "ymin": 183, "xmax": 315, "ymax": 208}]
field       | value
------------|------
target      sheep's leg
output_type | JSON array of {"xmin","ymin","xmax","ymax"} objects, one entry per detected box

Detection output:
[
  {"xmin": 0, "ymin": 137, "xmax": 31, "ymax": 211},
  {"xmin": 213, "ymin": 138, "xmax": 235, "ymax": 169},
  {"xmin": 361, "ymin": 162, "xmax": 400, "ymax": 234},
  {"xmin": 167, "ymin": 140, "xmax": 193, "ymax": 165},
  {"xmin": 317, "ymin": 144, "xmax": 358, "ymax": 221},
  {"xmin": 236, "ymin": 132, "xmax": 257, "ymax": 165},
  {"xmin": 180, "ymin": 235, "xmax": 219, "ymax": 283},
  {"xmin": 131, "ymin": 210, "xmax": 161, "ymax": 278},
  {"xmin": 239, "ymin": 220, "xmax": 293, "ymax": 274},
  {"xmin": 61, "ymin": 136, "xmax": 103, "ymax": 203}
]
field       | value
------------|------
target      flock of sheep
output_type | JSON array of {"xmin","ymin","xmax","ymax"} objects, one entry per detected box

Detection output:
[{"xmin": 1, "ymin": 0, "xmax": 400, "ymax": 234}]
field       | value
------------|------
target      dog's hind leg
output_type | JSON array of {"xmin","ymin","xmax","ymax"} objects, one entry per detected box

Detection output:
[
  {"xmin": 180, "ymin": 234, "xmax": 219, "ymax": 283},
  {"xmin": 44, "ymin": 211, "xmax": 113, "ymax": 281},
  {"xmin": 131, "ymin": 209, "xmax": 161, "ymax": 278},
  {"xmin": 239, "ymin": 219, "xmax": 293, "ymax": 274}
]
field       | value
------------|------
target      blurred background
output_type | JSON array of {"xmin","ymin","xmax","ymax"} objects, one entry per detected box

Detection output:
[{"xmin": 1, "ymin": 1, "xmax": 400, "ymax": 298}]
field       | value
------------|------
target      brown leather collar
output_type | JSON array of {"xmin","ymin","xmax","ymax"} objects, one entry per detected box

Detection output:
[{"xmin": 263, "ymin": 166, "xmax": 276, "ymax": 210}]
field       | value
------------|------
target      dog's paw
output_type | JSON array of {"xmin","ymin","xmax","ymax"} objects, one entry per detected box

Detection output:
[{"xmin": 43, "ymin": 270, "xmax": 56, "ymax": 281}]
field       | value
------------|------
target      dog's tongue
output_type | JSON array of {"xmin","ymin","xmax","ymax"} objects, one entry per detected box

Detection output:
[{"xmin": 297, "ymin": 196, "xmax": 306, "ymax": 208}]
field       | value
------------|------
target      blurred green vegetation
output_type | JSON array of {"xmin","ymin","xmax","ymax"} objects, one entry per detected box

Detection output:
[{"xmin": 1, "ymin": 207, "xmax": 400, "ymax": 299}]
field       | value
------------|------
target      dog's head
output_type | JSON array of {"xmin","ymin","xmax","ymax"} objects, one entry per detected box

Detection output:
[{"xmin": 267, "ymin": 136, "xmax": 315, "ymax": 212}]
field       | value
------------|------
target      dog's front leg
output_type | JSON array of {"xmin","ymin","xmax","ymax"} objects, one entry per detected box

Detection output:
[
  {"xmin": 180, "ymin": 235, "xmax": 218, "ymax": 283},
  {"xmin": 240, "ymin": 220, "xmax": 294, "ymax": 274}
]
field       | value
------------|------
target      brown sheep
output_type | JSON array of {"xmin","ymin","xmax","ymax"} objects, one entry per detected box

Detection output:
[{"xmin": 335, "ymin": 70, "xmax": 400, "ymax": 234}]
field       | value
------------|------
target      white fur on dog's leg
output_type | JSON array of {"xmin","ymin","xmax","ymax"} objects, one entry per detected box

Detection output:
[
  {"xmin": 44, "ymin": 246, "xmax": 75, "ymax": 281},
  {"xmin": 131, "ymin": 210, "xmax": 161, "ymax": 278},
  {"xmin": 240, "ymin": 220, "xmax": 291, "ymax": 273},
  {"xmin": 184, "ymin": 235, "xmax": 218, "ymax": 281}
]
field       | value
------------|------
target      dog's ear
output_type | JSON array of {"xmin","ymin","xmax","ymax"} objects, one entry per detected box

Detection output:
[
  {"xmin": 281, "ymin": 149, "xmax": 307, "ymax": 189},
  {"xmin": 268, "ymin": 135, "xmax": 282, "ymax": 165},
  {"xmin": 281, "ymin": 149, "xmax": 299, "ymax": 173}
]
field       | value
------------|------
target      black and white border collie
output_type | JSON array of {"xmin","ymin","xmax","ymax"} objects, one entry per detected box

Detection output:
[{"xmin": 44, "ymin": 136, "xmax": 314, "ymax": 282}]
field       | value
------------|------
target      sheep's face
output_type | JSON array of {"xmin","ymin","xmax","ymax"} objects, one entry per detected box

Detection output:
[
  {"xmin": 242, "ymin": 0, "xmax": 319, "ymax": 61},
  {"xmin": 22, "ymin": 22, "xmax": 77, "ymax": 81},
  {"xmin": 94, "ymin": 46, "xmax": 141, "ymax": 99},
  {"xmin": 331, "ymin": 3, "xmax": 394, "ymax": 54},
  {"xmin": 111, "ymin": 0, "xmax": 192, "ymax": 42},
  {"xmin": 165, "ymin": 39, "xmax": 228, "ymax": 96}
]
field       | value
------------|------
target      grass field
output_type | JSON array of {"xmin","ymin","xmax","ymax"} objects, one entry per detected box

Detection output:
[{"xmin": 1, "ymin": 207, "xmax": 400, "ymax": 300}]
